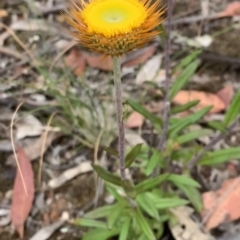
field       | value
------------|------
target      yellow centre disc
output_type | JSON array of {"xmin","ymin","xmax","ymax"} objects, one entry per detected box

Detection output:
[{"xmin": 81, "ymin": 0, "xmax": 147, "ymax": 37}]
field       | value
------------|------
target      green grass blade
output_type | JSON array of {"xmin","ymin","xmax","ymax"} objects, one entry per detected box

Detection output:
[
  {"xmin": 125, "ymin": 144, "xmax": 142, "ymax": 168},
  {"xmin": 82, "ymin": 228, "xmax": 119, "ymax": 240},
  {"xmin": 176, "ymin": 129, "xmax": 212, "ymax": 145},
  {"xmin": 119, "ymin": 218, "xmax": 131, "ymax": 240},
  {"xmin": 136, "ymin": 193, "xmax": 160, "ymax": 220},
  {"xmin": 146, "ymin": 150, "xmax": 163, "ymax": 176},
  {"xmin": 107, "ymin": 204, "xmax": 125, "ymax": 229},
  {"xmin": 174, "ymin": 50, "xmax": 202, "ymax": 71},
  {"xmin": 76, "ymin": 219, "xmax": 107, "ymax": 229},
  {"xmin": 134, "ymin": 208, "xmax": 156, "ymax": 240},
  {"xmin": 169, "ymin": 60, "xmax": 200, "ymax": 100},
  {"xmin": 84, "ymin": 204, "xmax": 117, "ymax": 219},
  {"xmin": 168, "ymin": 174, "xmax": 201, "ymax": 188},
  {"xmin": 169, "ymin": 106, "xmax": 212, "ymax": 138},
  {"xmin": 199, "ymin": 148, "xmax": 240, "ymax": 165},
  {"xmin": 92, "ymin": 164, "xmax": 121, "ymax": 186},
  {"xmin": 127, "ymin": 99, "xmax": 162, "ymax": 126},
  {"xmin": 224, "ymin": 91, "xmax": 240, "ymax": 127},
  {"xmin": 135, "ymin": 174, "xmax": 169, "ymax": 194},
  {"xmin": 171, "ymin": 100, "xmax": 200, "ymax": 114},
  {"xmin": 174, "ymin": 182, "xmax": 203, "ymax": 212}
]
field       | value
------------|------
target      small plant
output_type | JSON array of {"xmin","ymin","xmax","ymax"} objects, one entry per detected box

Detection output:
[{"xmin": 74, "ymin": 50, "xmax": 240, "ymax": 240}]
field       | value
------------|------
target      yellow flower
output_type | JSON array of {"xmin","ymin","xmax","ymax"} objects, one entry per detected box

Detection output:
[{"xmin": 64, "ymin": 0, "xmax": 164, "ymax": 56}]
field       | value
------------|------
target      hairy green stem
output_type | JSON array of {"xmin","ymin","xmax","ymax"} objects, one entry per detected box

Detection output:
[{"xmin": 113, "ymin": 56, "xmax": 126, "ymax": 181}]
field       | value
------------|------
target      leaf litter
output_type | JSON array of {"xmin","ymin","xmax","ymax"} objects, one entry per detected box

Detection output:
[{"xmin": 1, "ymin": 0, "xmax": 240, "ymax": 239}]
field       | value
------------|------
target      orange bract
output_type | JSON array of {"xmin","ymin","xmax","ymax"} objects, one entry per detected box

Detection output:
[{"xmin": 64, "ymin": 0, "xmax": 164, "ymax": 56}]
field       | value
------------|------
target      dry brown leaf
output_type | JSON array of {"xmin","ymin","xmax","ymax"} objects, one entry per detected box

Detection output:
[
  {"xmin": 11, "ymin": 147, "xmax": 35, "ymax": 239},
  {"xmin": 83, "ymin": 52, "xmax": 113, "ymax": 71},
  {"xmin": 202, "ymin": 178, "xmax": 240, "ymax": 229},
  {"xmin": 64, "ymin": 49, "xmax": 86, "ymax": 76},
  {"xmin": 123, "ymin": 45, "xmax": 157, "ymax": 67},
  {"xmin": 170, "ymin": 206, "xmax": 213, "ymax": 240},
  {"xmin": 216, "ymin": 85, "xmax": 234, "ymax": 107},
  {"xmin": 173, "ymin": 90, "xmax": 226, "ymax": 114},
  {"xmin": 219, "ymin": 2, "xmax": 240, "ymax": 17},
  {"xmin": 125, "ymin": 111, "xmax": 144, "ymax": 128},
  {"xmin": 0, "ymin": 9, "xmax": 8, "ymax": 18}
]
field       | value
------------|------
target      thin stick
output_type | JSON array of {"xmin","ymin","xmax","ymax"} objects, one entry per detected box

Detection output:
[
  {"xmin": 157, "ymin": 0, "xmax": 174, "ymax": 151},
  {"xmin": 38, "ymin": 113, "xmax": 56, "ymax": 186},
  {"xmin": 10, "ymin": 102, "xmax": 28, "ymax": 196},
  {"xmin": 113, "ymin": 56, "xmax": 126, "ymax": 181},
  {"xmin": 0, "ymin": 23, "xmax": 35, "ymax": 61},
  {"xmin": 187, "ymin": 115, "xmax": 240, "ymax": 169}
]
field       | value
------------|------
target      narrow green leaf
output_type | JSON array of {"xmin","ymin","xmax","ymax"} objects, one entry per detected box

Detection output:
[
  {"xmin": 127, "ymin": 99, "xmax": 162, "ymax": 126},
  {"xmin": 107, "ymin": 204, "xmax": 125, "ymax": 229},
  {"xmin": 92, "ymin": 164, "xmax": 121, "ymax": 186},
  {"xmin": 136, "ymin": 193, "xmax": 160, "ymax": 220},
  {"xmin": 102, "ymin": 146, "xmax": 119, "ymax": 157},
  {"xmin": 199, "ymin": 148, "xmax": 240, "ymax": 165},
  {"xmin": 169, "ymin": 106, "xmax": 212, "ymax": 138},
  {"xmin": 146, "ymin": 150, "xmax": 163, "ymax": 176},
  {"xmin": 207, "ymin": 121, "xmax": 226, "ymax": 132},
  {"xmin": 125, "ymin": 144, "xmax": 142, "ymax": 168},
  {"xmin": 154, "ymin": 198, "xmax": 188, "ymax": 209},
  {"xmin": 82, "ymin": 228, "xmax": 119, "ymax": 240},
  {"xmin": 84, "ymin": 204, "xmax": 117, "ymax": 219},
  {"xmin": 138, "ymin": 234, "xmax": 147, "ymax": 240},
  {"xmin": 145, "ymin": 192, "xmax": 189, "ymax": 209},
  {"xmin": 119, "ymin": 218, "xmax": 131, "ymax": 240},
  {"xmin": 134, "ymin": 208, "xmax": 156, "ymax": 240},
  {"xmin": 155, "ymin": 222, "xmax": 164, "ymax": 240},
  {"xmin": 171, "ymin": 100, "xmax": 200, "ymax": 114},
  {"xmin": 224, "ymin": 91, "xmax": 240, "ymax": 126},
  {"xmin": 168, "ymin": 174, "xmax": 201, "ymax": 188},
  {"xmin": 76, "ymin": 218, "xmax": 107, "ymax": 229},
  {"xmin": 122, "ymin": 179, "xmax": 136, "ymax": 199},
  {"xmin": 174, "ymin": 182, "xmax": 203, "ymax": 212},
  {"xmin": 135, "ymin": 174, "xmax": 169, "ymax": 194},
  {"xmin": 170, "ymin": 60, "xmax": 200, "ymax": 100},
  {"xmin": 106, "ymin": 184, "xmax": 126, "ymax": 203},
  {"xmin": 174, "ymin": 50, "xmax": 201, "ymax": 71},
  {"xmin": 176, "ymin": 129, "xmax": 213, "ymax": 145}
]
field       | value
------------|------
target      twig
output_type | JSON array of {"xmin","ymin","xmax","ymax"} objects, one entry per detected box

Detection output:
[
  {"xmin": 41, "ymin": 4, "xmax": 65, "ymax": 15},
  {"xmin": 38, "ymin": 113, "xmax": 56, "ymax": 187},
  {"xmin": 165, "ymin": 13, "xmax": 218, "ymax": 26},
  {"xmin": 187, "ymin": 115, "xmax": 240, "ymax": 170},
  {"xmin": 0, "ymin": 23, "xmax": 35, "ymax": 62},
  {"xmin": 157, "ymin": 0, "xmax": 174, "ymax": 151},
  {"xmin": 0, "ymin": 46, "xmax": 24, "ymax": 60},
  {"xmin": 113, "ymin": 56, "xmax": 126, "ymax": 181}
]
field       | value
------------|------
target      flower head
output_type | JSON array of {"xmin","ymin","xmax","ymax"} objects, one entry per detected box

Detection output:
[{"xmin": 64, "ymin": 0, "xmax": 164, "ymax": 56}]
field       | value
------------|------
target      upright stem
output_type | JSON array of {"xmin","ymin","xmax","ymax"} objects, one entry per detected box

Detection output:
[
  {"xmin": 157, "ymin": 0, "xmax": 173, "ymax": 151},
  {"xmin": 113, "ymin": 56, "xmax": 126, "ymax": 181}
]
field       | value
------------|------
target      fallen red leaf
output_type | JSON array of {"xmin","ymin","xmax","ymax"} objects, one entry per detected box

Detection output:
[
  {"xmin": 216, "ymin": 85, "xmax": 234, "ymax": 107},
  {"xmin": 83, "ymin": 53, "xmax": 113, "ymax": 71},
  {"xmin": 202, "ymin": 177, "xmax": 240, "ymax": 229},
  {"xmin": 123, "ymin": 45, "xmax": 157, "ymax": 67},
  {"xmin": 11, "ymin": 147, "xmax": 35, "ymax": 239},
  {"xmin": 173, "ymin": 90, "xmax": 226, "ymax": 114},
  {"xmin": 218, "ymin": 1, "xmax": 240, "ymax": 17},
  {"xmin": 125, "ymin": 111, "xmax": 144, "ymax": 128},
  {"xmin": 64, "ymin": 48, "xmax": 86, "ymax": 76}
]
